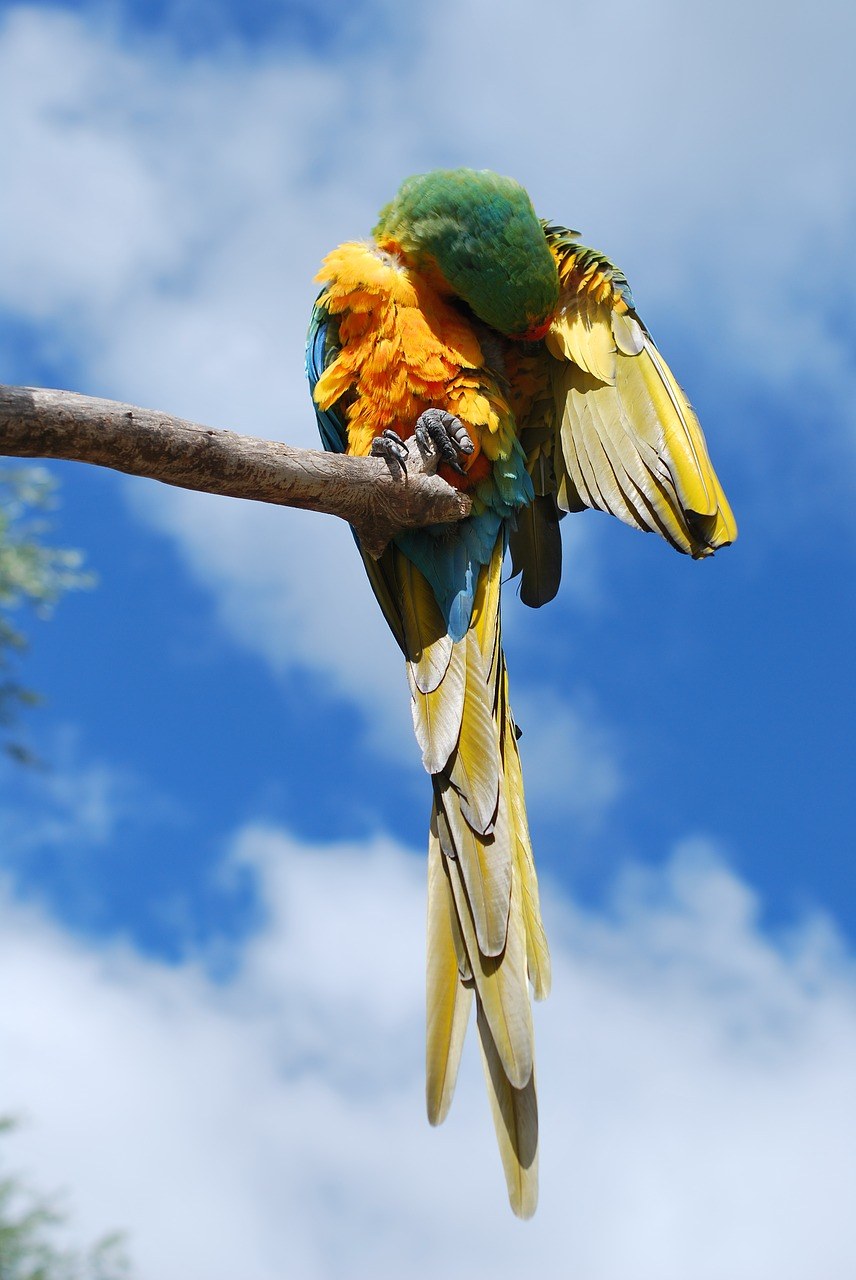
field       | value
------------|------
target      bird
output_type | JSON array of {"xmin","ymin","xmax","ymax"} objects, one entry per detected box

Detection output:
[{"xmin": 306, "ymin": 168, "xmax": 736, "ymax": 1217}]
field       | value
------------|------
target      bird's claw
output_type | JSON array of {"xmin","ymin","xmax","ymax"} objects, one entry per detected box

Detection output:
[
  {"xmin": 371, "ymin": 428, "xmax": 410, "ymax": 473},
  {"xmin": 414, "ymin": 408, "xmax": 474, "ymax": 476}
]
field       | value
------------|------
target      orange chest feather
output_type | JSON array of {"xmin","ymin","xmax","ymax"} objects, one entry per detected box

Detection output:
[{"xmin": 312, "ymin": 241, "xmax": 517, "ymax": 489}]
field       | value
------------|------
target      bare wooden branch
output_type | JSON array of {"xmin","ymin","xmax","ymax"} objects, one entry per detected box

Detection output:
[{"xmin": 0, "ymin": 384, "xmax": 472, "ymax": 557}]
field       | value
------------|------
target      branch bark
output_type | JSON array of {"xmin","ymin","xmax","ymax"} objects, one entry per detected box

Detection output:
[{"xmin": 0, "ymin": 384, "xmax": 472, "ymax": 557}]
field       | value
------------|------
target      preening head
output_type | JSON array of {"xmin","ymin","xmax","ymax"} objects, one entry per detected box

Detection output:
[{"xmin": 374, "ymin": 169, "xmax": 559, "ymax": 340}]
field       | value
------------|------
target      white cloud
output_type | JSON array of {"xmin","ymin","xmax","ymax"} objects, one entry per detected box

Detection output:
[
  {"xmin": 2, "ymin": 825, "xmax": 855, "ymax": 1280},
  {"xmin": 0, "ymin": 726, "xmax": 142, "ymax": 856},
  {"xmin": 514, "ymin": 685, "xmax": 622, "ymax": 824},
  {"xmin": 131, "ymin": 483, "xmax": 412, "ymax": 752},
  {"xmin": 2, "ymin": 12, "xmax": 852, "ymax": 1273}
]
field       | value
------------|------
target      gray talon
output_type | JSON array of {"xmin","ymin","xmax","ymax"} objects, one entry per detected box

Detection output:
[
  {"xmin": 414, "ymin": 408, "xmax": 474, "ymax": 475},
  {"xmin": 371, "ymin": 429, "xmax": 409, "ymax": 471}
]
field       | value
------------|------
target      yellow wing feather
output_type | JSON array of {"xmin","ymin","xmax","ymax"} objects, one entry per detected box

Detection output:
[{"xmin": 544, "ymin": 238, "xmax": 737, "ymax": 558}]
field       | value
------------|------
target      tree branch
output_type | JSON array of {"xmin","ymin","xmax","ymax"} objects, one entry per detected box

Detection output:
[{"xmin": 0, "ymin": 384, "xmax": 472, "ymax": 558}]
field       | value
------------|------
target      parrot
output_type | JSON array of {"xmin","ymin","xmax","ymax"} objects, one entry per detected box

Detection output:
[{"xmin": 306, "ymin": 168, "xmax": 736, "ymax": 1218}]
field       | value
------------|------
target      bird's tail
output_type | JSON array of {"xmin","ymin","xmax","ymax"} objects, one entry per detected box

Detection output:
[{"xmin": 397, "ymin": 535, "xmax": 550, "ymax": 1218}]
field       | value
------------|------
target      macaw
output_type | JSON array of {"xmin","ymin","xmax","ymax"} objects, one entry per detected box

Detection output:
[{"xmin": 306, "ymin": 169, "xmax": 736, "ymax": 1217}]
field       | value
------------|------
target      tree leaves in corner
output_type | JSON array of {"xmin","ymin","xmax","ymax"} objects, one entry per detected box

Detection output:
[{"xmin": 0, "ymin": 468, "xmax": 94, "ymax": 764}]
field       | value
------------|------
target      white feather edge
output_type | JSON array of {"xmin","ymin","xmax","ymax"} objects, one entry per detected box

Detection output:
[{"xmin": 426, "ymin": 823, "xmax": 473, "ymax": 1126}]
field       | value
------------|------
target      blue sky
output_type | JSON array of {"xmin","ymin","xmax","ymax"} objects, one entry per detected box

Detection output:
[{"xmin": 1, "ymin": 1, "xmax": 854, "ymax": 1276}]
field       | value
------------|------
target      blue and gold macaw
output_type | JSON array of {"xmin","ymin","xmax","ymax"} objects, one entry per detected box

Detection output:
[{"xmin": 306, "ymin": 169, "xmax": 736, "ymax": 1216}]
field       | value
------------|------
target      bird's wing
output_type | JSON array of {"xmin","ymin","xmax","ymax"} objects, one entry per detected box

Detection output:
[
  {"xmin": 542, "ymin": 223, "xmax": 737, "ymax": 559},
  {"xmin": 306, "ymin": 298, "xmax": 348, "ymax": 454}
]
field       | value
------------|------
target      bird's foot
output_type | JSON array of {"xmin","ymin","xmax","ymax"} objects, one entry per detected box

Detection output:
[
  {"xmin": 370, "ymin": 428, "xmax": 410, "ymax": 474},
  {"xmin": 414, "ymin": 408, "xmax": 474, "ymax": 476}
]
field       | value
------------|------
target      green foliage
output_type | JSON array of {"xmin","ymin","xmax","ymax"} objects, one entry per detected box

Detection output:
[
  {"xmin": 0, "ymin": 1119, "xmax": 132, "ymax": 1280},
  {"xmin": 0, "ymin": 468, "xmax": 94, "ymax": 762}
]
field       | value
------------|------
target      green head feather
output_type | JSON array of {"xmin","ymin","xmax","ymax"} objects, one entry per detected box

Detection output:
[{"xmin": 374, "ymin": 169, "xmax": 559, "ymax": 338}]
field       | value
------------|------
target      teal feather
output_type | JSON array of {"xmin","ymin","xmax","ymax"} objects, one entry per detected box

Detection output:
[
  {"xmin": 306, "ymin": 300, "xmax": 347, "ymax": 455},
  {"xmin": 398, "ymin": 510, "xmax": 500, "ymax": 642}
]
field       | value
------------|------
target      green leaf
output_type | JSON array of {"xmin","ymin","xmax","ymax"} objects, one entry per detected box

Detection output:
[{"xmin": 0, "ymin": 467, "xmax": 95, "ymax": 763}]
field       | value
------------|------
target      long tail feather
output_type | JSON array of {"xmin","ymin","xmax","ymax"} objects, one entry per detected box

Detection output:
[
  {"xmin": 501, "ymin": 667, "xmax": 551, "ymax": 1002},
  {"xmin": 443, "ymin": 811, "xmax": 534, "ymax": 1090},
  {"xmin": 476, "ymin": 1001, "xmax": 539, "ymax": 1219},
  {"xmin": 426, "ymin": 822, "xmax": 473, "ymax": 1125},
  {"xmin": 436, "ymin": 782, "xmax": 511, "ymax": 958},
  {"xmin": 405, "ymin": 538, "xmax": 548, "ymax": 1216}
]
